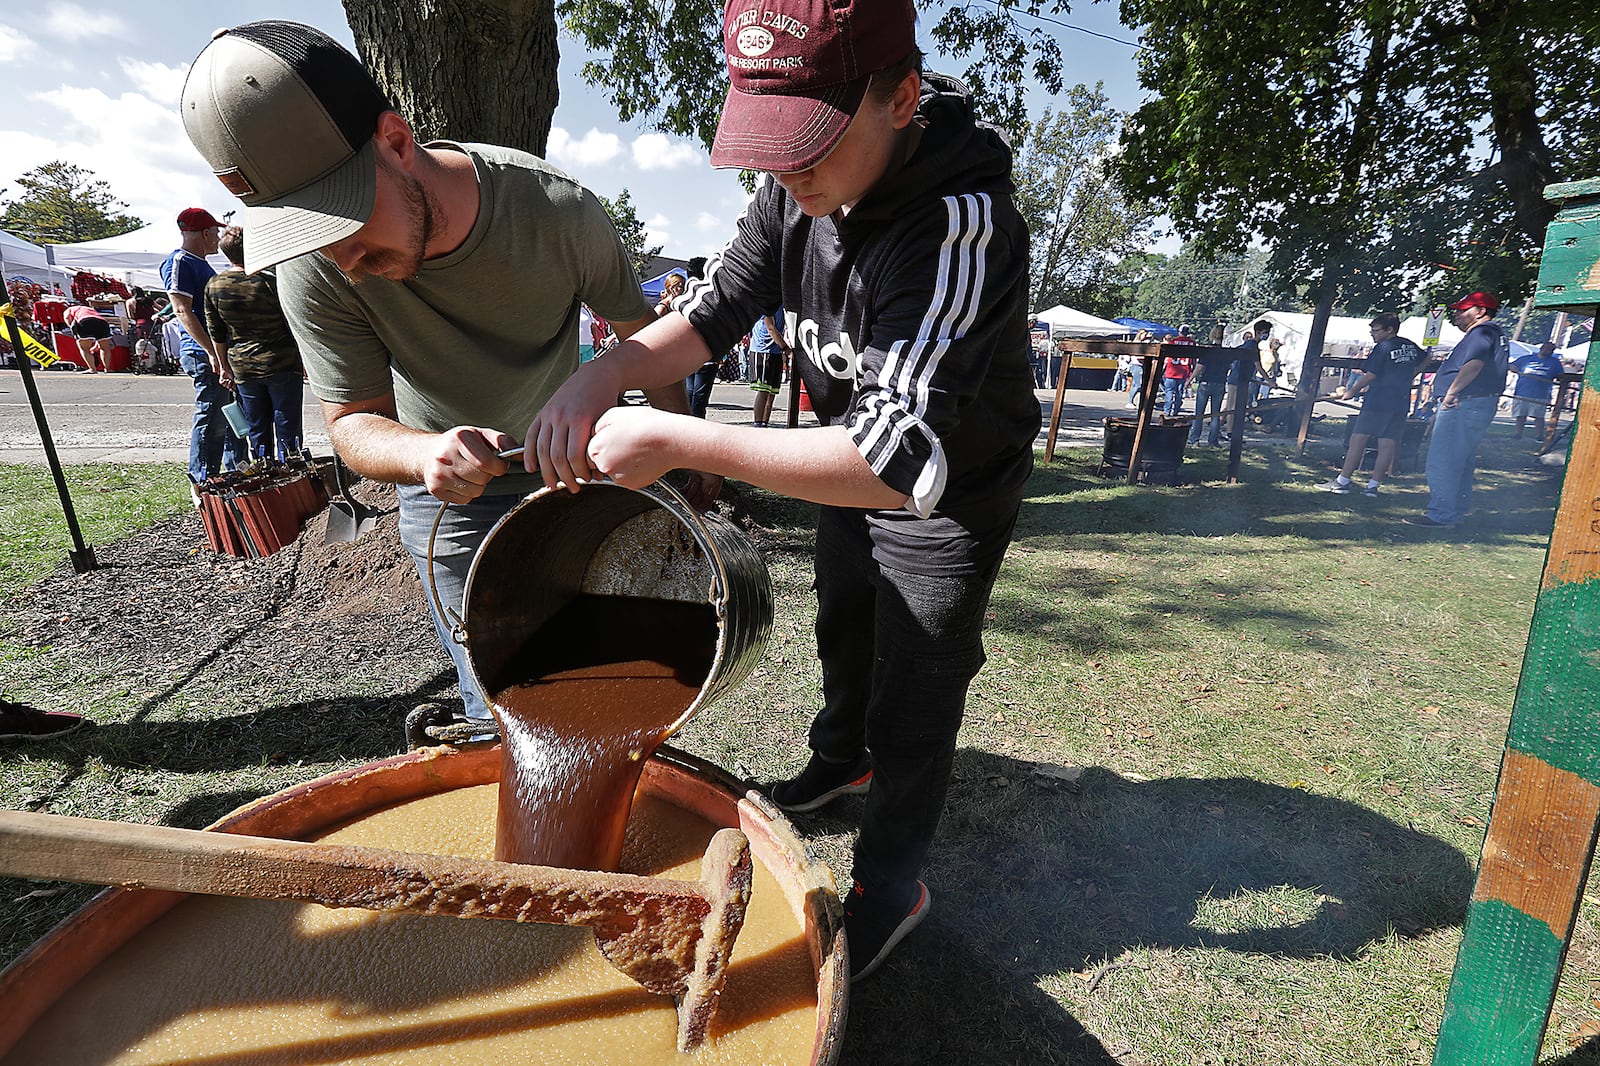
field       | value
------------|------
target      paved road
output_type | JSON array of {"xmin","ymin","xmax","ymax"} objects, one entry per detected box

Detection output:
[{"xmin": 0, "ymin": 368, "xmax": 1133, "ymax": 464}]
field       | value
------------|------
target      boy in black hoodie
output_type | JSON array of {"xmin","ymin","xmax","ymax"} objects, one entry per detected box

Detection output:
[{"xmin": 527, "ymin": 0, "xmax": 1039, "ymax": 979}]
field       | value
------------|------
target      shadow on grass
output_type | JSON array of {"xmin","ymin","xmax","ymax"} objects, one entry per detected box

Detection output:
[
  {"xmin": 795, "ymin": 749, "xmax": 1472, "ymax": 1064},
  {"xmin": 9, "ymin": 668, "xmax": 457, "ymax": 795},
  {"xmin": 1026, "ymin": 424, "xmax": 1562, "ymax": 546},
  {"xmin": 1550, "ymin": 1037, "xmax": 1600, "ymax": 1064},
  {"xmin": 931, "ymin": 751, "xmax": 1471, "ymax": 967}
]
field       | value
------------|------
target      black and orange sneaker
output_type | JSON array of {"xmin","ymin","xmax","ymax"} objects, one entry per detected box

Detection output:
[
  {"xmin": 846, "ymin": 879, "xmax": 931, "ymax": 982},
  {"xmin": 767, "ymin": 753, "xmax": 872, "ymax": 813},
  {"xmin": 0, "ymin": 697, "xmax": 86, "ymax": 742}
]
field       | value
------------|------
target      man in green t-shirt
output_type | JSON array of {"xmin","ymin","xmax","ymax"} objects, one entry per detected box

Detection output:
[{"xmin": 179, "ymin": 21, "xmax": 692, "ymax": 731}]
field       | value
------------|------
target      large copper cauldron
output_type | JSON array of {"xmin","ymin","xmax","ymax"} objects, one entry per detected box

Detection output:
[{"xmin": 0, "ymin": 746, "xmax": 846, "ymax": 1065}]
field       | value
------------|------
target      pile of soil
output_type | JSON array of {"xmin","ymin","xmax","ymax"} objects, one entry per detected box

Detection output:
[
  {"xmin": 4, "ymin": 478, "xmax": 449, "ymax": 738},
  {"xmin": 5, "ymin": 477, "xmax": 802, "ymax": 733}
]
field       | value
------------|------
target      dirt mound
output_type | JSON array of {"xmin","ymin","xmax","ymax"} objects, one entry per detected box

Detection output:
[{"xmin": 292, "ymin": 480, "xmax": 422, "ymax": 619}]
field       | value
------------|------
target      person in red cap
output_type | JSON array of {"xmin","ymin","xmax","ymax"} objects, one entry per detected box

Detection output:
[
  {"xmin": 530, "ymin": 0, "xmax": 1039, "ymax": 979},
  {"xmin": 1403, "ymin": 291, "xmax": 1510, "ymax": 528},
  {"xmin": 162, "ymin": 206, "xmax": 239, "ymax": 485}
]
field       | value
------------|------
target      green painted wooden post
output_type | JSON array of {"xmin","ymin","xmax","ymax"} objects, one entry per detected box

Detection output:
[{"xmin": 1433, "ymin": 178, "xmax": 1600, "ymax": 1064}]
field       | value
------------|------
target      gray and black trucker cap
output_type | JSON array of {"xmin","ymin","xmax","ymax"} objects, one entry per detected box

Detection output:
[{"xmin": 181, "ymin": 21, "xmax": 392, "ymax": 273}]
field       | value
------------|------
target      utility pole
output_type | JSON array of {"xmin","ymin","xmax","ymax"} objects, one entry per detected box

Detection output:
[{"xmin": 0, "ymin": 246, "xmax": 98, "ymax": 573}]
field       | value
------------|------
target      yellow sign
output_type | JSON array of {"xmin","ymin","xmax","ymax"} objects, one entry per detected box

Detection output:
[
  {"xmin": 0, "ymin": 302, "xmax": 60, "ymax": 367},
  {"xmin": 1424, "ymin": 306, "xmax": 1446, "ymax": 348}
]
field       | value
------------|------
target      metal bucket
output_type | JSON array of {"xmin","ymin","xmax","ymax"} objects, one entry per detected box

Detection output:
[
  {"xmin": 0, "ymin": 746, "xmax": 847, "ymax": 1065},
  {"xmin": 431, "ymin": 478, "xmax": 773, "ymax": 737}
]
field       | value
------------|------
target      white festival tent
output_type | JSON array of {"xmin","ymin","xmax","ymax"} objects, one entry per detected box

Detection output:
[
  {"xmin": 1032, "ymin": 303, "xmax": 1124, "ymax": 338},
  {"xmin": 0, "ymin": 230, "xmax": 71, "ymax": 289},
  {"xmin": 46, "ymin": 225, "xmax": 230, "ymax": 290}
]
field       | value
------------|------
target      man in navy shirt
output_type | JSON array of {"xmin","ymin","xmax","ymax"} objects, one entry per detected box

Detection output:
[
  {"xmin": 1315, "ymin": 313, "xmax": 1426, "ymax": 496},
  {"xmin": 1404, "ymin": 292, "xmax": 1509, "ymax": 528},
  {"xmin": 1508, "ymin": 340, "xmax": 1565, "ymax": 440},
  {"xmin": 1188, "ymin": 329, "xmax": 1245, "ymax": 446}
]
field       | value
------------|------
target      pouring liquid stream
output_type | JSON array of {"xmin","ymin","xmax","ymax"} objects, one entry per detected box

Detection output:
[{"xmin": 489, "ymin": 594, "xmax": 718, "ymax": 870}]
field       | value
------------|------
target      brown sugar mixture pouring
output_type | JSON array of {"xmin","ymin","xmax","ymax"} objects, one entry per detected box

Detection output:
[{"xmin": 489, "ymin": 593, "xmax": 719, "ymax": 871}]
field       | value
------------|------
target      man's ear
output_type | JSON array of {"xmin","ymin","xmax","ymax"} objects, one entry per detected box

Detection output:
[
  {"xmin": 890, "ymin": 70, "xmax": 921, "ymax": 129},
  {"xmin": 373, "ymin": 111, "xmax": 417, "ymax": 170}
]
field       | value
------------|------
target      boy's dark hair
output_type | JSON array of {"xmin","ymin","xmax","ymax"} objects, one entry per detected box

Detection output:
[
  {"xmin": 219, "ymin": 225, "xmax": 246, "ymax": 268},
  {"xmin": 868, "ymin": 48, "xmax": 923, "ymax": 104},
  {"xmin": 1370, "ymin": 312, "xmax": 1401, "ymax": 331},
  {"xmin": 1253, "ymin": 320, "xmax": 1272, "ymax": 335}
]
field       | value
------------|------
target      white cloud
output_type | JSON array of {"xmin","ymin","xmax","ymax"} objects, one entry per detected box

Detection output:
[
  {"xmin": 39, "ymin": 3, "xmax": 129, "ymax": 42},
  {"xmin": 119, "ymin": 59, "xmax": 188, "ymax": 107},
  {"xmin": 546, "ymin": 127, "xmax": 622, "ymax": 168},
  {"xmin": 0, "ymin": 23, "xmax": 38, "ymax": 62},
  {"xmin": 16, "ymin": 82, "xmax": 226, "ymax": 229},
  {"xmin": 644, "ymin": 213, "xmax": 672, "ymax": 249},
  {"xmin": 631, "ymin": 133, "xmax": 702, "ymax": 171},
  {"xmin": 695, "ymin": 211, "xmax": 723, "ymax": 232}
]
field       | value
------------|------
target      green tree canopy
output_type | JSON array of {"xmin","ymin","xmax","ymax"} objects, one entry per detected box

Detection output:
[
  {"xmin": 597, "ymin": 188, "xmax": 662, "ymax": 280},
  {"xmin": 1014, "ymin": 84, "xmax": 1153, "ymax": 317},
  {"xmin": 1116, "ymin": 246, "xmax": 1292, "ymax": 327},
  {"xmin": 1115, "ymin": 0, "xmax": 1599, "ymax": 307},
  {"xmin": 1, "ymin": 161, "xmax": 142, "ymax": 245}
]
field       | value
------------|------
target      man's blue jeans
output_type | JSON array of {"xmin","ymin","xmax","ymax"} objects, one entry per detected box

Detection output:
[
  {"xmin": 1161, "ymin": 376, "xmax": 1183, "ymax": 415},
  {"xmin": 180, "ymin": 352, "xmax": 240, "ymax": 481},
  {"xmin": 1423, "ymin": 395, "xmax": 1498, "ymax": 525},
  {"xmin": 235, "ymin": 370, "xmax": 305, "ymax": 460},
  {"xmin": 396, "ymin": 485, "xmax": 524, "ymax": 721},
  {"xmin": 1188, "ymin": 381, "xmax": 1225, "ymax": 444}
]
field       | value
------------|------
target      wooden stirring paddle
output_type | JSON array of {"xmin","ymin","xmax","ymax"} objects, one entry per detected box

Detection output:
[{"xmin": 0, "ymin": 809, "xmax": 751, "ymax": 1052}]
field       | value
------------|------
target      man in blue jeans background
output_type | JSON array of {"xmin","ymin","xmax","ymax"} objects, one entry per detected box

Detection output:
[
  {"xmin": 162, "ymin": 207, "xmax": 240, "ymax": 486},
  {"xmin": 1404, "ymin": 291, "xmax": 1509, "ymax": 529}
]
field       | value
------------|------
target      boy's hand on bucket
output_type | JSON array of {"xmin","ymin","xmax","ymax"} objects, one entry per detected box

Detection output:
[
  {"xmin": 422, "ymin": 427, "xmax": 516, "ymax": 503},
  {"xmin": 588, "ymin": 406, "xmax": 698, "ymax": 490}
]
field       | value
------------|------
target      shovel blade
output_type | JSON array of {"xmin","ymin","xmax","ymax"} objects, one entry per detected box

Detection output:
[{"xmin": 324, "ymin": 499, "xmax": 379, "ymax": 543}]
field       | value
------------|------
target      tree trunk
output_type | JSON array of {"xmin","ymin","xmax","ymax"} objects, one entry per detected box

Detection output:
[
  {"xmin": 1295, "ymin": 288, "xmax": 1336, "ymax": 454},
  {"xmin": 1465, "ymin": 0, "xmax": 1560, "ymax": 242},
  {"xmin": 341, "ymin": 0, "xmax": 559, "ymax": 157}
]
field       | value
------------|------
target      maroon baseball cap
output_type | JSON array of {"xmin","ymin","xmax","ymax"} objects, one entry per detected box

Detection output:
[
  {"xmin": 710, "ymin": 0, "xmax": 917, "ymax": 173},
  {"xmin": 1448, "ymin": 291, "xmax": 1500, "ymax": 313},
  {"xmin": 176, "ymin": 207, "xmax": 223, "ymax": 231}
]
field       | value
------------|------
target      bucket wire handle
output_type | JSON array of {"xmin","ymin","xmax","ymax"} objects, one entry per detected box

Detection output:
[
  {"xmin": 424, "ymin": 447, "xmax": 605, "ymax": 643},
  {"xmin": 424, "ymin": 500, "xmax": 469, "ymax": 645}
]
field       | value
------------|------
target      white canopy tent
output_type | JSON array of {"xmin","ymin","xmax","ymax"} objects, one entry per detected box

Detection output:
[
  {"xmin": 1032, "ymin": 303, "xmax": 1124, "ymax": 338},
  {"xmin": 0, "ymin": 230, "xmax": 70, "ymax": 289},
  {"xmin": 47, "ymin": 225, "xmax": 229, "ymax": 289}
]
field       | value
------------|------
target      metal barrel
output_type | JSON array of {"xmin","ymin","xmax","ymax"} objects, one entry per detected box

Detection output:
[{"xmin": 454, "ymin": 479, "xmax": 773, "ymax": 737}]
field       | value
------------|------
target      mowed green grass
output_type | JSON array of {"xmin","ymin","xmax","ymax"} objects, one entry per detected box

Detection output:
[{"xmin": 3, "ymin": 426, "xmax": 1598, "ymax": 1065}]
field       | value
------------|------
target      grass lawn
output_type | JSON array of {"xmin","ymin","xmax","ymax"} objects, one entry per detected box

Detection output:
[{"xmin": 2, "ymin": 423, "xmax": 1598, "ymax": 1065}]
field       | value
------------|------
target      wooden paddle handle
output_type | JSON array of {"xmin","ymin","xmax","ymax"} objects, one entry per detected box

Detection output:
[{"xmin": 0, "ymin": 809, "xmax": 711, "ymax": 931}]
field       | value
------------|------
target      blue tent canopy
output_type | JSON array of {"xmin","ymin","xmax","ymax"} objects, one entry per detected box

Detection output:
[
  {"xmin": 1112, "ymin": 316, "xmax": 1177, "ymax": 336},
  {"xmin": 641, "ymin": 269, "xmax": 687, "ymax": 300}
]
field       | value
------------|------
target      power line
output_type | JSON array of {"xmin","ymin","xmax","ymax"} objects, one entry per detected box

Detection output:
[{"xmin": 972, "ymin": 0, "xmax": 1142, "ymax": 49}]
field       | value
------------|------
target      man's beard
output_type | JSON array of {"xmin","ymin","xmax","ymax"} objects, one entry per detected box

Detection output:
[{"xmin": 344, "ymin": 162, "xmax": 440, "ymax": 284}]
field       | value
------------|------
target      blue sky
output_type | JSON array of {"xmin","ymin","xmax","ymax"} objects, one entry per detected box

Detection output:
[{"xmin": 0, "ymin": 2, "xmax": 1148, "ymax": 260}]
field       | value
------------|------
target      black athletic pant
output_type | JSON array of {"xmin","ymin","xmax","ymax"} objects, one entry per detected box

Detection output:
[{"xmin": 808, "ymin": 504, "xmax": 1012, "ymax": 910}]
